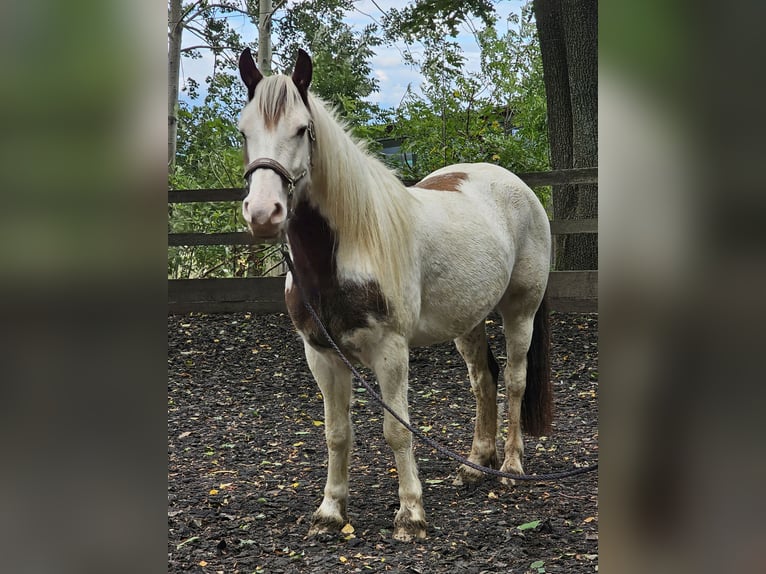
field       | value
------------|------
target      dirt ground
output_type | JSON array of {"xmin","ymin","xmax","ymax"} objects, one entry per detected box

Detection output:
[{"xmin": 168, "ymin": 311, "xmax": 598, "ymax": 573}]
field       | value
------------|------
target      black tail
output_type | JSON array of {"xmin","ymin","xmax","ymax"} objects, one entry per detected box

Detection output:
[{"xmin": 521, "ymin": 295, "xmax": 553, "ymax": 436}]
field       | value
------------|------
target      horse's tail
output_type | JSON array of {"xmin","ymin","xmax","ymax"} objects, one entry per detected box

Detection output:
[{"xmin": 521, "ymin": 294, "xmax": 553, "ymax": 436}]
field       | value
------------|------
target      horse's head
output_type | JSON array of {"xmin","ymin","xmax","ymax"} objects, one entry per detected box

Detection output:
[{"xmin": 237, "ymin": 48, "xmax": 315, "ymax": 239}]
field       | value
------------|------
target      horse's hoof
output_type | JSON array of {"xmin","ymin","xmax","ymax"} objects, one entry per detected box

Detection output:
[
  {"xmin": 307, "ymin": 514, "xmax": 345, "ymax": 537},
  {"xmin": 393, "ymin": 508, "xmax": 427, "ymax": 542},
  {"xmin": 392, "ymin": 521, "xmax": 427, "ymax": 542},
  {"xmin": 499, "ymin": 462, "xmax": 524, "ymax": 486},
  {"xmin": 453, "ymin": 463, "xmax": 486, "ymax": 486}
]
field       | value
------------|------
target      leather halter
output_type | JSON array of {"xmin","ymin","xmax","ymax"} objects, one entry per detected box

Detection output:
[{"xmin": 242, "ymin": 120, "xmax": 316, "ymax": 213}]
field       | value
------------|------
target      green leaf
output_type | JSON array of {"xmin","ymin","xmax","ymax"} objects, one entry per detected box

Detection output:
[
  {"xmin": 517, "ymin": 519, "xmax": 541, "ymax": 531},
  {"xmin": 176, "ymin": 536, "xmax": 199, "ymax": 549}
]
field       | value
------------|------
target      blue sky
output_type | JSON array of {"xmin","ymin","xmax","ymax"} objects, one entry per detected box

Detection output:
[{"xmin": 179, "ymin": 0, "xmax": 523, "ymax": 111}]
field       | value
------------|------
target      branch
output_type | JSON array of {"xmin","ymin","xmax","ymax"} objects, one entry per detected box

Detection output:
[
  {"xmin": 172, "ymin": 0, "xmax": 204, "ymax": 33},
  {"xmin": 180, "ymin": 44, "xmax": 231, "ymax": 53},
  {"xmin": 186, "ymin": 2, "xmax": 254, "ymax": 22}
]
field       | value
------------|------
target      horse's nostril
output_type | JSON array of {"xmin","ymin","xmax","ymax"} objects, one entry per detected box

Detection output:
[{"xmin": 273, "ymin": 203, "xmax": 283, "ymax": 217}]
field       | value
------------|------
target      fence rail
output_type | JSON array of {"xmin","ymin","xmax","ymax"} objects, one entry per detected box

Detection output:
[{"xmin": 168, "ymin": 167, "xmax": 597, "ymax": 314}]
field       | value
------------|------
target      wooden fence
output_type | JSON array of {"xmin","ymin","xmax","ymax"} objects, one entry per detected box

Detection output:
[{"xmin": 168, "ymin": 167, "xmax": 597, "ymax": 314}]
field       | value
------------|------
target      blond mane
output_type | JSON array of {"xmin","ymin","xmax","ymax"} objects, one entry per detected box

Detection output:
[{"xmin": 306, "ymin": 91, "xmax": 416, "ymax": 322}]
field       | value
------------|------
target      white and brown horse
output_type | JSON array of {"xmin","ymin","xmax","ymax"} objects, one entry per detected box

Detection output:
[{"xmin": 238, "ymin": 48, "xmax": 552, "ymax": 542}]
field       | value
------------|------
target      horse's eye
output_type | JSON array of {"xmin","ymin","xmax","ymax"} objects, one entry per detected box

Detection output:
[{"xmin": 295, "ymin": 126, "xmax": 307, "ymax": 138}]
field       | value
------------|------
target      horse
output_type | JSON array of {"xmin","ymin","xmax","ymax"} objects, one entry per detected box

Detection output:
[{"xmin": 237, "ymin": 48, "xmax": 553, "ymax": 542}]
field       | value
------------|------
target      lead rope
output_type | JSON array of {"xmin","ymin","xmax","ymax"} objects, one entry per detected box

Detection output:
[{"xmin": 280, "ymin": 246, "xmax": 597, "ymax": 482}]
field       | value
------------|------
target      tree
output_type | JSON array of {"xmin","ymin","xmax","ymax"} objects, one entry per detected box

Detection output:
[
  {"xmin": 534, "ymin": 0, "xmax": 597, "ymax": 270},
  {"xmin": 384, "ymin": 0, "xmax": 598, "ymax": 270},
  {"xmin": 274, "ymin": 0, "xmax": 384, "ymax": 126},
  {"xmin": 167, "ymin": 0, "xmax": 255, "ymax": 168},
  {"xmin": 387, "ymin": 2, "xmax": 549, "ymax": 192}
]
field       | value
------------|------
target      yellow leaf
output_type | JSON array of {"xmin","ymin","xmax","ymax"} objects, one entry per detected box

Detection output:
[
  {"xmin": 313, "ymin": 420, "xmax": 324, "ymax": 427},
  {"xmin": 584, "ymin": 516, "xmax": 596, "ymax": 523},
  {"xmin": 488, "ymin": 491, "xmax": 498, "ymax": 499},
  {"xmin": 219, "ymin": 482, "xmax": 233, "ymax": 489},
  {"xmin": 209, "ymin": 489, "xmax": 219, "ymax": 495},
  {"xmin": 341, "ymin": 523, "xmax": 355, "ymax": 534},
  {"xmin": 199, "ymin": 560, "xmax": 208, "ymax": 567},
  {"xmin": 339, "ymin": 556, "xmax": 348, "ymax": 563},
  {"xmin": 291, "ymin": 482, "xmax": 300, "ymax": 488}
]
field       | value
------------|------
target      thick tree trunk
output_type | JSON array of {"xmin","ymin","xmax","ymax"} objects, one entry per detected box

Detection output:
[
  {"xmin": 534, "ymin": 0, "xmax": 598, "ymax": 270},
  {"xmin": 561, "ymin": 0, "xmax": 597, "ymax": 269},
  {"xmin": 534, "ymin": 0, "xmax": 573, "ymax": 268},
  {"xmin": 168, "ymin": 0, "xmax": 183, "ymax": 169}
]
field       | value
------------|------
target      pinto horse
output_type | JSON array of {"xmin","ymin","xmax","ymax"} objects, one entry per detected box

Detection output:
[{"xmin": 238, "ymin": 48, "xmax": 553, "ymax": 542}]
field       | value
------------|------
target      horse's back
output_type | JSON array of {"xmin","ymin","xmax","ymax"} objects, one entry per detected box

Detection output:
[
  {"xmin": 406, "ymin": 163, "xmax": 550, "ymax": 346},
  {"xmin": 411, "ymin": 162, "xmax": 549, "ymax": 259}
]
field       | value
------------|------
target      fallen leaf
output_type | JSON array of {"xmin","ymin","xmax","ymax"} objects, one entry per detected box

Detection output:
[
  {"xmin": 488, "ymin": 491, "xmax": 498, "ymax": 499},
  {"xmin": 176, "ymin": 536, "xmax": 199, "ymax": 549},
  {"xmin": 199, "ymin": 560, "xmax": 208, "ymax": 566},
  {"xmin": 312, "ymin": 420, "xmax": 324, "ymax": 427},
  {"xmin": 583, "ymin": 516, "xmax": 596, "ymax": 523},
  {"xmin": 517, "ymin": 520, "xmax": 541, "ymax": 531},
  {"xmin": 341, "ymin": 523, "xmax": 355, "ymax": 534},
  {"xmin": 209, "ymin": 489, "xmax": 219, "ymax": 495},
  {"xmin": 339, "ymin": 556, "xmax": 347, "ymax": 563},
  {"xmin": 178, "ymin": 431, "xmax": 191, "ymax": 439}
]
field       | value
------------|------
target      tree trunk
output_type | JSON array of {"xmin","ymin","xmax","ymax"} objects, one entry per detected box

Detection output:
[
  {"xmin": 258, "ymin": 0, "xmax": 273, "ymax": 75},
  {"xmin": 534, "ymin": 0, "xmax": 598, "ymax": 270},
  {"xmin": 168, "ymin": 0, "xmax": 183, "ymax": 170},
  {"xmin": 561, "ymin": 0, "xmax": 597, "ymax": 269}
]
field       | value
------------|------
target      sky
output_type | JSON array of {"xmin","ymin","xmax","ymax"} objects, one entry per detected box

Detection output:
[{"xmin": 178, "ymin": 0, "xmax": 523, "ymax": 111}]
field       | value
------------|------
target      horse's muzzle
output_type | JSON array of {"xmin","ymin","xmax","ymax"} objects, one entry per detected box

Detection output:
[
  {"xmin": 242, "ymin": 169, "xmax": 290, "ymax": 239},
  {"xmin": 243, "ymin": 201, "xmax": 286, "ymax": 239}
]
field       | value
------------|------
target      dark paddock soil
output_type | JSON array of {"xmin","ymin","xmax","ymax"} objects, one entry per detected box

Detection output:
[{"xmin": 168, "ymin": 312, "xmax": 598, "ymax": 573}]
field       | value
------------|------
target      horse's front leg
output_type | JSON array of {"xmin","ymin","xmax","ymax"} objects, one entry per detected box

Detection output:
[
  {"xmin": 304, "ymin": 342, "xmax": 353, "ymax": 536},
  {"xmin": 368, "ymin": 334, "xmax": 427, "ymax": 542}
]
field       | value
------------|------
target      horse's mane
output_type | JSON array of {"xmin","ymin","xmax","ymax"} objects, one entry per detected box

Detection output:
[{"xmin": 307, "ymin": 91, "xmax": 415, "ymax": 302}]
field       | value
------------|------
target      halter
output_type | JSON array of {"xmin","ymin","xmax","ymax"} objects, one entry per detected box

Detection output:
[{"xmin": 242, "ymin": 120, "xmax": 316, "ymax": 214}]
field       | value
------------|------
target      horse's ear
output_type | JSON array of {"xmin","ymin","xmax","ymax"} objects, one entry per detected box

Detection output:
[
  {"xmin": 291, "ymin": 48, "xmax": 312, "ymax": 106},
  {"xmin": 238, "ymin": 47, "xmax": 263, "ymax": 101}
]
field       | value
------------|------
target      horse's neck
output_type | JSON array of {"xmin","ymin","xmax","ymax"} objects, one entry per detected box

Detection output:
[
  {"xmin": 287, "ymin": 201, "xmax": 336, "ymax": 289},
  {"xmin": 304, "ymin": 98, "xmax": 414, "ymax": 320}
]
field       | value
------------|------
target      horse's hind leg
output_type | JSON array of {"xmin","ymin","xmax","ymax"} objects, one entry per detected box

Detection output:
[
  {"xmin": 496, "ymin": 283, "xmax": 547, "ymax": 485},
  {"xmin": 303, "ymin": 342, "xmax": 353, "ymax": 536},
  {"xmin": 453, "ymin": 320, "xmax": 500, "ymax": 485}
]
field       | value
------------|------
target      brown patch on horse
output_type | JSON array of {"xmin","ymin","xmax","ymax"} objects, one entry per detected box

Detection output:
[
  {"xmin": 285, "ymin": 201, "xmax": 389, "ymax": 350},
  {"xmin": 414, "ymin": 172, "xmax": 468, "ymax": 192}
]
